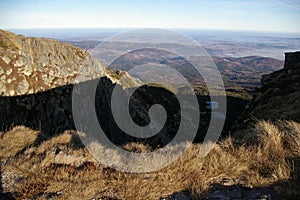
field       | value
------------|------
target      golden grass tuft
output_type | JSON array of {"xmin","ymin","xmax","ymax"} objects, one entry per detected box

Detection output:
[
  {"xmin": 0, "ymin": 126, "xmax": 39, "ymax": 158},
  {"xmin": 35, "ymin": 130, "xmax": 83, "ymax": 155},
  {"xmin": 122, "ymin": 142, "xmax": 152, "ymax": 153}
]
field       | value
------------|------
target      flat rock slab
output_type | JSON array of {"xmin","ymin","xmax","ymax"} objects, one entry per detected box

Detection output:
[{"xmin": 202, "ymin": 184, "xmax": 274, "ymax": 200}]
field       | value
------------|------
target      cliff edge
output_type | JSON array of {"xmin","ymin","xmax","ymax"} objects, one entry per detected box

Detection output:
[{"xmin": 233, "ymin": 51, "xmax": 300, "ymax": 139}]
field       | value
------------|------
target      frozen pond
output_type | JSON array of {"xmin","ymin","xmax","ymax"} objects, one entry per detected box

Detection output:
[
  {"xmin": 206, "ymin": 101, "xmax": 219, "ymax": 110},
  {"xmin": 206, "ymin": 101, "xmax": 226, "ymax": 119}
]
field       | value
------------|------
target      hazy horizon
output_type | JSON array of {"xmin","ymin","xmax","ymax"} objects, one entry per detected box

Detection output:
[
  {"xmin": 1, "ymin": 0, "xmax": 300, "ymax": 33},
  {"xmin": 6, "ymin": 27, "xmax": 300, "ymax": 40},
  {"xmin": 4, "ymin": 27, "xmax": 298, "ymax": 61}
]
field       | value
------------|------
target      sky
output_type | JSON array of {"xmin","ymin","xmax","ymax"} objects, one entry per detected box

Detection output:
[{"xmin": 0, "ymin": 0, "xmax": 300, "ymax": 33}]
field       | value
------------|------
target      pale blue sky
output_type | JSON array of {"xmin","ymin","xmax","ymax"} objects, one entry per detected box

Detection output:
[{"xmin": 0, "ymin": 0, "xmax": 299, "ymax": 33}]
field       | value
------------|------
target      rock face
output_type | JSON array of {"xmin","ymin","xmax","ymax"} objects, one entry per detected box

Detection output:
[
  {"xmin": 232, "ymin": 51, "xmax": 300, "ymax": 136},
  {"xmin": 0, "ymin": 29, "xmax": 107, "ymax": 135},
  {"xmin": 0, "ymin": 29, "xmax": 110, "ymax": 96},
  {"xmin": 0, "ymin": 29, "xmax": 248, "ymax": 146},
  {"xmin": 0, "ymin": 30, "xmax": 182, "ymax": 146},
  {"xmin": 201, "ymin": 184, "xmax": 274, "ymax": 200},
  {"xmin": 0, "ymin": 30, "xmax": 142, "ymax": 139}
]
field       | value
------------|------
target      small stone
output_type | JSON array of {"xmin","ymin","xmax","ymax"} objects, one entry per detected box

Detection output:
[
  {"xmin": 14, "ymin": 57, "xmax": 25, "ymax": 67},
  {"xmin": 0, "ymin": 75, "xmax": 6, "ymax": 81},
  {"xmin": 0, "ymin": 81, "xmax": 6, "ymax": 95},
  {"xmin": 6, "ymin": 68, "xmax": 13, "ymax": 75},
  {"xmin": 0, "ymin": 67, "xmax": 4, "ymax": 75},
  {"xmin": 28, "ymin": 88, "xmax": 34, "ymax": 94},
  {"xmin": 161, "ymin": 192, "xmax": 191, "ymax": 200},
  {"xmin": 49, "ymin": 69, "xmax": 55, "ymax": 76},
  {"xmin": 2, "ymin": 56, "xmax": 10, "ymax": 64},
  {"xmin": 17, "ymin": 77, "xmax": 29, "ymax": 95},
  {"xmin": 9, "ymin": 90, "xmax": 15, "ymax": 96},
  {"xmin": 41, "ymin": 74, "xmax": 48, "ymax": 82},
  {"xmin": 23, "ymin": 65, "xmax": 33, "ymax": 76},
  {"xmin": 219, "ymin": 178, "xmax": 235, "ymax": 186},
  {"xmin": 7, "ymin": 79, "xmax": 12, "ymax": 84}
]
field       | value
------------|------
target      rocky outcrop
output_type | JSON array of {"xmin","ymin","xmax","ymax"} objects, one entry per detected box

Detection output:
[
  {"xmin": 0, "ymin": 30, "xmax": 143, "ymax": 140},
  {"xmin": 201, "ymin": 184, "xmax": 274, "ymax": 200},
  {"xmin": 0, "ymin": 76, "xmax": 183, "ymax": 146},
  {"xmin": 232, "ymin": 51, "xmax": 300, "ymax": 138},
  {"xmin": 0, "ymin": 30, "xmax": 185, "ymax": 146},
  {"xmin": 0, "ymin": 30, "xmax": 110, "ymax": 96},
  {"xmin": 0, "ymin": 29, "xmax": 247, "ymax": 147}
]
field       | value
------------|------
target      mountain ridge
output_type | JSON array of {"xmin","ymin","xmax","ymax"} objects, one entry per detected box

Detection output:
[
  {"xmin": 0, "ymin": 29, "xmax": 140, "ymax": 97},
  {"xmin": 232, "ymin": 51, "xmax": 300, "ymax": 141}
]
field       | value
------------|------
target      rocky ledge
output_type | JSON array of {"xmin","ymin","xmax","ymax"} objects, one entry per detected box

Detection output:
[
  {"xmin": 0, "ymin": 30, "xmax": 179, "ymax": 146},
  {"xmin": 232, "ymin": 51, "xmax": 300, "ymax": 139},
  {"xmin": 0, "ymin": 29, "xmax": 138, "ymax": 96}
]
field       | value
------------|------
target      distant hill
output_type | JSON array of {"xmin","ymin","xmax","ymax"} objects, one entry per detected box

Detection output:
[
  {"xmin": 213, "ymin": 56, "xmax": 284, "ymax": 89},
  {"xmin": 99, "ymin": 48, "xmax": 283, "ymax": 90},
  {"xmin": 63, "ymin": 40, "xmax": 283, "ymax": 90}
]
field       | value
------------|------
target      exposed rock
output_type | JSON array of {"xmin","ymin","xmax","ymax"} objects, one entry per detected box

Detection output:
[
  {"xmin": 0, "ymin": 29, "xmax": 107, "ymax": 96},
  {"xmin": 14, "ymin": 56, "xmax": 26, "ymax": 67},
  {"xmin": 161, "ymin": 192, "xmax": 192, "ymax": 200},
  {"xmin": 9, "ymin": 90, "xmax": 14, "ymax": 96},
  {"xmin": 232, "ymin": 51, "xmax": 300, "ymax": 138},
  {"xmin": 2, "ymin": 56, "xmax": 10, "ymax": 64},
  {"xmin": 23, "ymin": 65, "xmax": 32, "ymax": 76},
  {"xmin": 202, "ymin": 184, "xmax": 274, "ymax": 200},
  {"xmin": 0, "ymin": 29, "xmax": 244, "ymax": 148},
  {"xmin": 0, "ymin": 66, "xmax": 3, "ymax": 75},
  {"xmin": 5, "ymin": 68, "xmax": 12, "ymax": 75},
  {"xmin": 0, "ymin": 81, "xmax": 6, "ymax": 95},
  {"xmin": 17, "ymin": 77, "xmax": 29, "ymax": 95},
  {"xmin": 0, "ymin": 29, "xmax": 189, "ymax": 146}
]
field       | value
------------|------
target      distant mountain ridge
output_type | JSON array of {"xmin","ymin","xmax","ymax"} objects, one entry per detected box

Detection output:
[
  {"xmin": 64, "ymin": 40, "xmax": 284, "ymax": 88},
  {"xmin": 102, "ymin": 48, "xmax": 283, "ymax": 90},
  {"xmin": 213, "ymin": 56, "xmax": 284, "ymax": 89}
]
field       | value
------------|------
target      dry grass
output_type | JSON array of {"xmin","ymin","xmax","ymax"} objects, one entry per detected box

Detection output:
[
  {"xmin": 0, "ymin": 126, "xmax": 39, "ymax": 158},
  {"xmin": 1, "ymin": 120, "xmax": 300, "ymax": 199}
]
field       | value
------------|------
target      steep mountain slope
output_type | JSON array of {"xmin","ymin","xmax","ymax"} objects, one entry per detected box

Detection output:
[
  {"xmin": 0, "ymin": 31, "xmax": 299, "ymax": 199},
  {"xmin": 232, "ymin": 51, "xmax": 300, "ymax": 140},
  {"xmin": 0, "ymin": 30, "xmax": 104, "ymax": 96},
  {"xmin": 0, "ymin": 30, "xmax": 142, "ymax": 137}
]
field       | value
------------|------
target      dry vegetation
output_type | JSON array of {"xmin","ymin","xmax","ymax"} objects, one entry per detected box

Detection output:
[{"xmin": 1, "ymin": 120, "xmax": 300, "ymax": 199}]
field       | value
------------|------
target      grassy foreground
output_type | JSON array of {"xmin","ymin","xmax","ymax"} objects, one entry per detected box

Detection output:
[{"xmin": 1, "ymin": 120, "xmax": 300, "ymax": 199}]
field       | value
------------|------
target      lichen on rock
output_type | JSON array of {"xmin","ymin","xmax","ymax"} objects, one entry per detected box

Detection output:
[
  {"xmin": 17, "ymin": 77, "xmax": 29, "ymax": 95},
  {"xmin": 0, "ymin": 29, "xmax": 109, "ymax": 96},
  {"xmin": 2, "ymin": 55, "xmax": 10, "ymax": 64}
]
